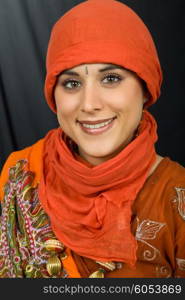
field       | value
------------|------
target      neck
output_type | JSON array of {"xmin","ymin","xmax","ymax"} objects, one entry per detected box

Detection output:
[
  {"xmin": 78, "ymin": 143, "xmax": 130, "ymax": 166},
  {"xmin": 147, "ymin": 154, "xmax": 163, "ymax": 178}
]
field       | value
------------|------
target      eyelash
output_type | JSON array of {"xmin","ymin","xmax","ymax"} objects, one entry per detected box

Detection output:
[
  {"xmin": 102, "ymin": 73, "xmax": 122, "ymax": 84},
  {"xmin": 61, "ymin": 73, "xmax": 123, "ymax": 90}
]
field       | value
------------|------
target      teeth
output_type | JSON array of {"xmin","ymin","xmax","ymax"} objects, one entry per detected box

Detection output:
[{"xmin": 82, "ymin": 119, "xmax": 113, "ymax": 129}]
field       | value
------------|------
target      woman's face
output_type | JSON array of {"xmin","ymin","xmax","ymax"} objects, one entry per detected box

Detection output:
[{"xmin": 54, "ymin": 63, "xmax": 146, "ymax": 165}]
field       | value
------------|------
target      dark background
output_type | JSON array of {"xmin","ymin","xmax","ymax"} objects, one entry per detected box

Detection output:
[{"xmin": 0, "ymin": 0, "xmax": 185, "ymax": 171}]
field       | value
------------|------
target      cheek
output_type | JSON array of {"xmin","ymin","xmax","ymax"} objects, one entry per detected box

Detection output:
[
  {"xmin": 56, "ymin": 105, "xmax": 74, "ymax": 130},
  {"xmin": 105, "ymin": 93, "xmax": 141, "ymax": 112},
  {"xmin": 112, "ymin": 83, "xmax": 144, "ymax": 111},
  {"xmin": 56, "ymin": 98, "xmax": 80, "ymax": 132},
  {"xmin": 57, "ymin": 102, "xmax": 77, "ymax": 117},
  {"xmin": 55, "ymin": 92, "xmax": 79, "ymax": 118}
]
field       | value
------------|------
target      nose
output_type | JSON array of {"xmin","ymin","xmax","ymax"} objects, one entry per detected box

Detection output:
[{"xmin": 80, "ymin": 83, "xmax": 103, "ymax": 113}]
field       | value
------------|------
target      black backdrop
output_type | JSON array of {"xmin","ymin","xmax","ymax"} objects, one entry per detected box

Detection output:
[{"xmin": 0, "ymin": 0, "xmax": 185, "ymax": 171}]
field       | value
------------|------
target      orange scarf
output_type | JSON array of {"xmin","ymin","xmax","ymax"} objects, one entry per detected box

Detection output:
[{"xmin": 38, "ymin": 110, "xmax": 157, "ymax": 266}]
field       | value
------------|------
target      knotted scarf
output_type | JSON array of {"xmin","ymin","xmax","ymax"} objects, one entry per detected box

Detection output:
[{"xmin": 38, "ymin": 110, "xmax": 157, "ymax": 265}]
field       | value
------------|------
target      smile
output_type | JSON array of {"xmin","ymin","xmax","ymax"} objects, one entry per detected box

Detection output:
[{"xmin": 78, "ymin": 117, "xmax": 116, "ymax": 135}]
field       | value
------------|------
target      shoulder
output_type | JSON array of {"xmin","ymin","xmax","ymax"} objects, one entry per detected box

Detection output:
[
  {"xmin": 155, "ymin": 157, "xmax": 185, "ymax": 204},
  {"xmin": 165, "ymin": 158, "xmax": 185, "ymax": 220},
  {"xmin": 151, "ymin": 157, "xmax": 185, "ymax": 221},
  {"xmin": 0, "ymin": 138, "xmax": 44, "ymax": 200},
  {"xmin": 5, "ymin": 138, "xmax": 44, "ymax": 165},
  {"xmin": 155, "ymin": 157, "xmax": 185, "ymax": 186},
  {"xmin": 137, "ymin": 157, "xmax": 185, "ymax": 212}
]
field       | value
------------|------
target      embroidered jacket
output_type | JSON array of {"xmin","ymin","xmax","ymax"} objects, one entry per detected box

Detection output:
[{"xmin": 0, "ymin": 138, "xmax": 185, "ymax": 277}]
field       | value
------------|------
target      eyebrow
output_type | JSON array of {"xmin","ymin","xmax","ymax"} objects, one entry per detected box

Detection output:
[
  {"xmin": 60, "ymin": 64, "xmax": 125, "ymax": 76},
  {"xmin": 99, "ymin": 65, "xmax": 125, "ymax": 72},
  {"xmin": 61, "ymin": 70, "xmax": 80, "ymax": 76}
]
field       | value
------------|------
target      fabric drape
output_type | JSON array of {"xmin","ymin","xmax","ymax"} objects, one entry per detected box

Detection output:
[{"xmin": 38, "ymin": 110, "xmax": 157, "ymax": 266}]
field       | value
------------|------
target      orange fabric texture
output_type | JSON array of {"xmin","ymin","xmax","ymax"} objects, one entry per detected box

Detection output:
[
  {"xmin": 0, "ymin": 139, "xmax": 43, "ymax": 200},
  {"xmin": 1, "ymin": 143, "xmax": 185, "ymax": 277},
  {"xmin": 44, "ymin": 0, "xmax": 162, "ymax": 113},
  {"xmin": 62, "ymin": 249, "xmax": 81, "ymax": 278},
  {"xmin": 38, "ymin": 110, "xmax": 157, "ymax": 266},
  {"xmin": 71, "ymin": 157, "xmax": 185, "ymax": 277}
]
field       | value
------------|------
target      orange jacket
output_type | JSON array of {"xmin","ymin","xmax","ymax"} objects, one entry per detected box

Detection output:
[
  {"xmin": 0, "ymin": 139, "xmax": 81, "ymax": 278},
  {"xmin": 1, "ymin": 140, "xmax": 185, "ymax": 278}
]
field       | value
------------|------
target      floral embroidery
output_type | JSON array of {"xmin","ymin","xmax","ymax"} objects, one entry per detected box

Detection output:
[
  {"xmin": 155, "ymin": 265, "xmax": 172, "ymax": 278},
  {"xmin": 0, "ymin": 160, "xmax": 68, "ymax": 278},
  {"xmin": 135, "ymin": 218, "xmax": 165, "ymax": 262},
  {"xmin": 174, "ymin": 188, "xmax": 185, "ymax": 221},
  {"xmin": 176, "ymin": 258, "xmax": 185, "ymax": 271},
  {"xmin": 136, "ymin": 219, "xmax": 165, "ymax": 240}
]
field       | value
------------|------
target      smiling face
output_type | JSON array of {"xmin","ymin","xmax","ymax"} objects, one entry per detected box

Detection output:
[{"xmin": 54, "ymin": 63, "xmax": 146, "ymax": 165}]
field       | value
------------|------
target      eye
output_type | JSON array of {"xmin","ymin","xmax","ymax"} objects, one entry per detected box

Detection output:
[
  {"xmin": 62, "ymin": 79, "xmax": 81, "ymax": 90},
  {"xmin": 102, "ymin": 73, "xmax": 122, "ymax": 84}
]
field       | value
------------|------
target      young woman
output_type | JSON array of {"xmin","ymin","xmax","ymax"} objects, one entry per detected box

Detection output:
[{"xmin": 0, "ymin": 0, "xmax": 185, "ymax": 278}]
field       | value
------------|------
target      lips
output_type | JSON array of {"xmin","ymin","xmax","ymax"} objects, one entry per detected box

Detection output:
[
  {"xmin": 78, "ymin": 116, "xmax": 116, "ymax": 125},
  {"xmin": 77, "ymin": 116, "xmax": 117, "ymax": 135}
]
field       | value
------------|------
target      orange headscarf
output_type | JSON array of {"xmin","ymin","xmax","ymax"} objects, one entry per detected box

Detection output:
[
  {"xmin": 45, "ymin": 0, "xmax": 162, "ymax": 112},
  {"xmin": 39, "ymin": 0, "xmax": 161, "ymax": 266}
]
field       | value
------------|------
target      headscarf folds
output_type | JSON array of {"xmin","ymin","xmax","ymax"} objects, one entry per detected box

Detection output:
[{"xmin": 44, "ymin": 0, "xmax": 162, "ymax": 112}]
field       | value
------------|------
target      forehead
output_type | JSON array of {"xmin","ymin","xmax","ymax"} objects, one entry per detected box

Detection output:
[
  {"xmin": 61, "ymin": 63, "xmax": 126, "ymax": 75},
  {"xmin": 71, "ymin": 63, "xmax": 122, "ymax": 70}
]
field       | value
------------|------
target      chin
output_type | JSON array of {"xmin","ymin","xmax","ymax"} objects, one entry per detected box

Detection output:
[{"xmin": 80, "ymin": 145, "xmax": 124, "ymax": 162}]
